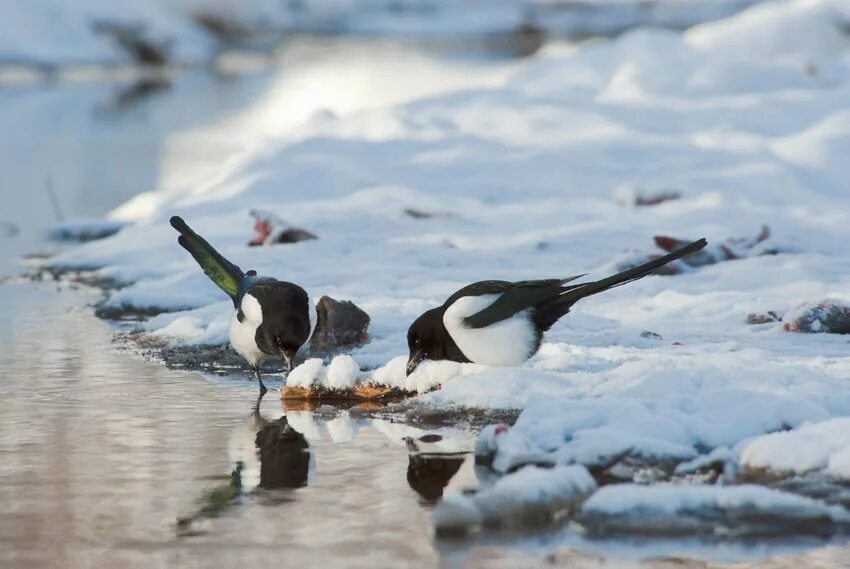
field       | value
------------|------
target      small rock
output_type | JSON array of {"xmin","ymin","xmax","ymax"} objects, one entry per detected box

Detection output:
[
  {"xmin": 310, "ymin": 296, "xmax": 371, "ymax": 352},
  {"xmin": 783, "ymin": 300, "xmax": 850, "ymax": 335},
  {"xmin": 614, "ymin": 185, "xmax": 681, "ymax": 207},
  {"xmin": 654, "ymin": 225, "xmax": 779, "ymax": 269},
  {"xmin": 403, "ymin": 208, "xmax": 458, "ymax": 220},
  {"xmin": 640, "ymin": 330, "xmax": 662, "ymax": 340},
  {"xmin": 746, "ymin": 311, "xmax": 782, "ymax": 325},
  {"xmin": 615, "ymin": 254, "xmax": 684, "ymax": 276},
  {"xmin": 249, "ymin": 209, "xmax": 317, "ymax": 246},
  {"xmin": 92, "ymin": 21, "xmax": 170, "ymax": 65}
]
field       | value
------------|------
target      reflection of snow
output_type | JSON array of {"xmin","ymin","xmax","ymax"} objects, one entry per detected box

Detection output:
[{"xmin": 229, "ymin": 408, "xmax": 474, "ymax": 493}]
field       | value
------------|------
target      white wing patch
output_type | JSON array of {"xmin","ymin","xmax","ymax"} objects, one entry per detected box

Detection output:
[
  {"xmin": 229, "ymin": 293, "xmax": 266, "ymax": 366},
  {"xmin": 305, "ymin": 294, "xmax": 317, "ymax": 350},
  {"xmin": 442, "ymin": 294, "xmax": 537, "ymax": 366}
]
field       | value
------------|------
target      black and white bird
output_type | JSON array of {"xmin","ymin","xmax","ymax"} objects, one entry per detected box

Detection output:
[
  {"xmin": 170, "ymin": 216, "xmax": 316, "ymax": 395},
  {"xmin": 406, "ymin": 238, "xmax": 707, "ymax": 375}
]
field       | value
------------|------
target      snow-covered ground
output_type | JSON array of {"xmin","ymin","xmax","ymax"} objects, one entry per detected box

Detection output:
[{"xmin": 47, "ymin": 0, "xmax": 850, "ymax": 535}]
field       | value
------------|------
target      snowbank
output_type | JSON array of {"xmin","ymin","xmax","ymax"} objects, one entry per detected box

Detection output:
[
  {"xmin": 577, "ymin": 484, "xmax": 850, "ymax": 536},
  {"xmin": 51, "ymin": 0, "xmax": 850, "ymax": 494},
  {"xmin": 434, "ymin": 465, "xmax": 596, "ymax": 533},
  {"xmin": 741, "ymin": 418, "xmax": 850, "ymax": 480}
]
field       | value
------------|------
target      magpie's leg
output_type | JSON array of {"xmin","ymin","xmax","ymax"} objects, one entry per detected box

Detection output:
[{"xmin": 252, "ymin": 365, "xmax": 267, "ymax": 397}]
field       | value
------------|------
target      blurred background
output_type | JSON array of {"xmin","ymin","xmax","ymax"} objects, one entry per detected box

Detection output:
[{"xmin": 0, "ymin": 0, "xmax": 776, "ymax": 277}]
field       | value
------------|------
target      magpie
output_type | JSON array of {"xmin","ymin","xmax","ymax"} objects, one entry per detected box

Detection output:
[
  {"xmin": 406, "ymin": 238, "xmax": 707, "ymax": 375},
  {"xmin": 170, "ymin": 216, "xmax": 316, "ymax": 395}
]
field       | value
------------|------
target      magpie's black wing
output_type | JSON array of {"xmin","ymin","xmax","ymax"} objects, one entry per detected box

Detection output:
[
  {"xmin": 445, "ymin": 280, "xmax": 511, "ymax": 306},
  {"xmin": 249, "ymin": 280, "xmax": 312, "ymax": 354},
  {"xmin": 458, "ymin": 275, "xmax": 586, "ymax": 329}
]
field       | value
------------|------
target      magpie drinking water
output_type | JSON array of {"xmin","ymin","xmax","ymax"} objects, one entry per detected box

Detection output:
[
  {"xmin": 406, "ymin": 238, "xmax": 707, "ymax": 375},
  {"xmin": 170, "ymin": 216, "xmax": 316, "ymax": 395}
]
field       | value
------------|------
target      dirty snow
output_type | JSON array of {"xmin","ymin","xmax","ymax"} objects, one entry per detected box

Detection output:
[{"xmin": 49, "ymin": 0, "xmax": 850, "ymax": 513}]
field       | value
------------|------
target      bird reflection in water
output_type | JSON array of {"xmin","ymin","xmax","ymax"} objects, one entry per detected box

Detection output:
[
  {"xmin": 177, "ymin": 399, "xmax": 311, "ymax": 535},
  {"xmin": 405, "ymin": 434, "xmax": 467, "ymax": 504},
  {"xmin": 253, "ymin": 410, "xmax": 310, "ymax": 490}
]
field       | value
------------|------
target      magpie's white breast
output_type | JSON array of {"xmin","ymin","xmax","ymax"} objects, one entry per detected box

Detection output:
[
  {"xmin": 442, "ymin": 294, "xmax": 538, "ymax": 366},
  {"xmin": 229, "ymin": 293, "xmax": 266, "ymax": 367}
]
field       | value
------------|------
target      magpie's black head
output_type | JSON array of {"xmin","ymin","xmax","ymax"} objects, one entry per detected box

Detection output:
[{"xmin": 406, "ymin": 307, "xmax": 447, "ymax": 376}]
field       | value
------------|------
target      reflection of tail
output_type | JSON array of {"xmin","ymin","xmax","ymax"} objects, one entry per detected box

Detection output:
[
  {"xmin": 170, "ymin": 216, "xmax": 245, "ymax": 306},
  {"xmin": 176, "ymin": 462, "xmax": 243, "ymax": 536}
]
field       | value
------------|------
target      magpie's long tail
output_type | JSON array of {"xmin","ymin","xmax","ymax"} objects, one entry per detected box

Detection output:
[
  {"xmin": 170, "ymin": 216, "xmax": 245, "ymax": 305},
  {"xmin": 557, "ymin": 238, "xmax": 707, "ymax": 307}
]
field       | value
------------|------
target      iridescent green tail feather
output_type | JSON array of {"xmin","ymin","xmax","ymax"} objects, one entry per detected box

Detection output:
[{"xmin": 170, "ymin": 216, "xmax": 245, "ymax": 305}]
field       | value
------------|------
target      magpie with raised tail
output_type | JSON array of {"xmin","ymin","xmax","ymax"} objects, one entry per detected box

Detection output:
[
  {"xmin": 170, "ymin": 216, "xmax": 316, "ymax": 395},
  {"xmin": 406, "ymin": 238, "xmax": 707, "ymax": 375}
]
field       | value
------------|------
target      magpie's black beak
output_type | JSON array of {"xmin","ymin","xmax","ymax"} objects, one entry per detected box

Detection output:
[{"xmin": 407, "ymin": 350, "xmax": 425, "ymax": 376}]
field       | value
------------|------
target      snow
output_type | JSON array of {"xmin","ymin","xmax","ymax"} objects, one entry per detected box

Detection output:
[
  {"xmin": 741, "ymin": 418, "xmax": 850, "ymax": 479},
  {"xmin": 287, "ymin": 358, "xmax": 329, "ymax": 388},
  {"xmin": 48, "ymin": 0, "xmax": 850, "ymax": 514},
  {"xmin": 433, "ymin": 465, "xmax": 596, "ymax": 533},
  {"xmin": 373, "ymin": 356, "xmax": 487, "ymax": 394},
  {"xmin": 685, "ymin": 0, "xmax": 850, "ymax": 59},
  {"xmin": 578, "ymin": 483, "xmax": 850, "ymax": 535},
  {"xmin": 325, "ymin": 354, "xmax": 361, "ymax": 389},
  {"xmin": 286, "ymin": 355, "xmax": 364, "ymax": 389}
]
